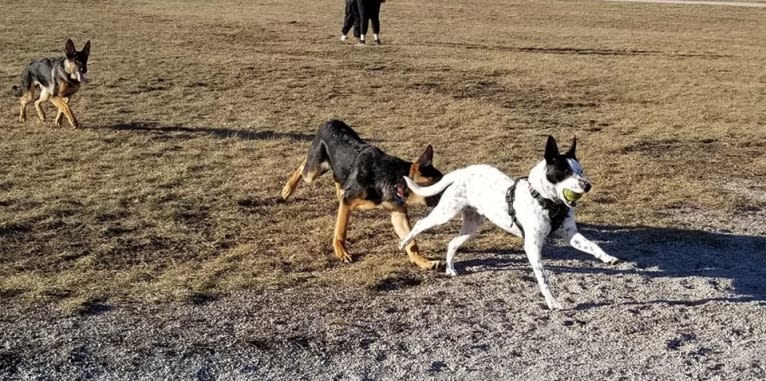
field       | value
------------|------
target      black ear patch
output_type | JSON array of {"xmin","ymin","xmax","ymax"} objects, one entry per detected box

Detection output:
[
  {"xmin": 546, "ymin": 159, "xmax": 574, "ymax": 184},
  {"xmin": 565, "ymin": 136, "xmax": 577, "ymax": 160},
  {"xmin": 543, "ymin": 136, "xmax": 575, "ymax": 184},
  {"xmin": 417, "ymin": 145, "xmax": 434, "ymax": 167},
  {"xmin": 82, "ymin": 40, "xmax": 91, "ymax": 56},
  {"xmin": 65, "ymin": 39, "xmax": 76, "ymax": 59},
  {"xmin": 544, "ymin": 136, "xmax": 559, "ymax": 164}
]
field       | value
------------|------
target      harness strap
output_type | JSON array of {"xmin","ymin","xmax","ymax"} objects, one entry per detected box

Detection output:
[
  {"xmin": 506, "ymin": 177, "xmax": 570, "ymax": 237},
  {"xmin": 505, "ymin": 177, "xmax": 526, "ymax": 237},
  {"xmin": 528, "ymin": 183, "xmax": 569, "ymax": 234}
]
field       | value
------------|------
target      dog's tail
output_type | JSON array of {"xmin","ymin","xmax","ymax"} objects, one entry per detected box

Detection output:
[
  {"xmin": 10, "ymin": 85, "xmax": 24, "ymax": 97},
  {"xmin": 11, "ymin": 68, "xmax": 32, "ymax": 97},
  {"xmin": 403, "ymin": 172, "xmax": 456, "ymax": 197}
]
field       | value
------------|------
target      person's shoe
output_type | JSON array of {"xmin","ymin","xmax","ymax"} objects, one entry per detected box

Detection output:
[{"xmin": 340, "ymin": 35, "xmax": 348, "ymax": 42}]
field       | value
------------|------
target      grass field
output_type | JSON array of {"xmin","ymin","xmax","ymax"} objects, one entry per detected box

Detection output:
[
  {"xmin": 1, "ymin": 0, "xmax": 763, "ymax": 308},
  {"xmin": 0, "ymin": 0, "xmax": 765, "ymax": 378}
]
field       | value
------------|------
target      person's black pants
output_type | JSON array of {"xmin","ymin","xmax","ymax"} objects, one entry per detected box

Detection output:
[
  {"xmin": 357, "ymin": 0, "xmax": 381, "ymax": 36},
  {"xmin": 341, "ymin": 0, "xmax": 360, "ymax": 37}
]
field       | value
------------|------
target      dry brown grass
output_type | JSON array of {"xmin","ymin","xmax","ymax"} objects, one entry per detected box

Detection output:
[{"xmin": 1, "ymin": 0, "xmax": 764, "ymax": 311}]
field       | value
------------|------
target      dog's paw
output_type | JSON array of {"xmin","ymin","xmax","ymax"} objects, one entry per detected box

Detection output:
[
  {"xmin": 413, "ymin": 258, "xmax": 443, "ymax": 271},
  {"xmin": 280, "ymin": 186, "xmax": 292, "ymax": 200},
  {"xmin": 335, "ymin": 250, "xmax": 353, "ymax": 263},
  {"xmin": 333, "ymin": 240, "xmax": 353, "ymax": 263},
  {"xmin": 546, "ymin": 298, "xmax": 563, "ymax": 310},
  {"xmin": 601, "ymin": 255, "xmax": 619, "ymax": 265},
  {"xmin": 446, "ymin": 267, "xmax": 458, "ymax": 276},
  {"xmin": 428, "ymin": 260, "xmax": 444, "ymax": 270}
]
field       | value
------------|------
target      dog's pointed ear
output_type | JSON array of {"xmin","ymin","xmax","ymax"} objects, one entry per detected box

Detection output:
[
  {"xmin": 565, "ymin": 136, "xmax": 577, "ymax": 160},
  {"xmin": 416, "ymin": 145, "xmax": 434, "ymax": 167},
  {"xmin": 544, "ymin": 135, "xmax": 559, "ymax": 163},
  {"xmin": 65, "ymin": 39, "xmax": 76, "ymax": 59},
  {"xmin": 82, "ymin": 40, "xmax": 91, "ymax": 56}
]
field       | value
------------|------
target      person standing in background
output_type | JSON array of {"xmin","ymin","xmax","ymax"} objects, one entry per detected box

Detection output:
[
  {"xmin": 340, "ymin": 0, "xmax": 361, "ymax": 42},
  {"xmin": 357, "ymin": 0, "xmax": 383, "ymax": 45}
]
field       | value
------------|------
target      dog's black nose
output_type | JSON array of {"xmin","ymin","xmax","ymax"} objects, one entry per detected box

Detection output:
[{"xmin": 583, "ymin": 182, "xmax": 592, "ymax": 192}]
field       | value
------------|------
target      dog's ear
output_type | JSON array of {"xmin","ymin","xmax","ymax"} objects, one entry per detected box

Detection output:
[
  {"xmin": 544, "ymin": 135, "xmax": 559, "ymax": 164},
  {"xmin": 565, "ymin": 136, "xmax": 577, "ymax": 160},
  {"xmin": 82, "ymin": 40, "xmax": 91, "ymax": 56},
  {"xmin": 65, "ymin": 39, "xmax": 76, "ymax": 59},
  {"xmin": 416, "ymin": 145, "xmax": 434, "ymax": 167}
]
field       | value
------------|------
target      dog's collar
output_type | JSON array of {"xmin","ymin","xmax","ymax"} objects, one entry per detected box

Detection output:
[{"xmin": 527, "ymin": 183, "xmax": 563, "ymax": 209}]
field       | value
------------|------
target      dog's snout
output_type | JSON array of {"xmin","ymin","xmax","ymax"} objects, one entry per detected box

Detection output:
[{"xmin": 582, "ymin": 182, "xmax": 592, "ymax": 193}]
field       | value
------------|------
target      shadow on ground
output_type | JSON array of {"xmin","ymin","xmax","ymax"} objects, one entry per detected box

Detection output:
[
  {"xmin": 458, "ymin": 224, "xmax": 766, "ymax": 305},
  {"xmin": 102, "ymin": 122, "xmax": 316, "ymax": 141},
  {"xmin": 419, "ymin": 41, "xmax": 732, "ymax": 59}
]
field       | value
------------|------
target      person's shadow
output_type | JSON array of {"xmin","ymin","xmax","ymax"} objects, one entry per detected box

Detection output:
[{"xmin": 458, "ymin": 224, "xmax": 766, "ymax": 308}]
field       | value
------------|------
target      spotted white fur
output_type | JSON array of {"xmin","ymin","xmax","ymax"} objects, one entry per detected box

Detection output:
[{"xmin": 399, "ymin": 150, "xmax": 618, "ymax": 310}]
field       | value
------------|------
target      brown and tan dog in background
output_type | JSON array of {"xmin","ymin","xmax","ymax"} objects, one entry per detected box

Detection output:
[{"xmin": 281, "ymin": 119, "xmax": 445, "ymax": 270}]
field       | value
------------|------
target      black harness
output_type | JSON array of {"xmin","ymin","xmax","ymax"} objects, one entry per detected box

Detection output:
[{"xmin": 506, "ymin": 177, "xmax": 569, "ymax": 237}]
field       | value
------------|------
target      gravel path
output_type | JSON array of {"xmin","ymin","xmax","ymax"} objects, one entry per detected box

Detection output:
[{"xmin": 2, "ymin": 214, "xmax": 765, "ymax": 380}]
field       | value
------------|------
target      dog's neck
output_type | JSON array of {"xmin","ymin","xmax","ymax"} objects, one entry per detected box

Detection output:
[{"xmin": 527, "ymin": 160, "xmax": 560, "ymax": 202}]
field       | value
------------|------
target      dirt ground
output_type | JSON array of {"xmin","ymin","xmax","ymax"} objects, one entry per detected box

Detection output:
[{"xmin": 1, "ymin": 0, "xmax": 765, "ymax": 379}]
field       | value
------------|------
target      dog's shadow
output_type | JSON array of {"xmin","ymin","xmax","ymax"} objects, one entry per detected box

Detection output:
[{"xmin": 458, "ymin": 224, "xmax": 766, "ymax": 306}]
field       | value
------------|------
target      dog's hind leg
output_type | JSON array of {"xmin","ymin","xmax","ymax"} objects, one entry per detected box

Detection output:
[
  {"xmin": 445, "ymin": 209, "xmax": 483, "ymax": 276},
  {"xmin": 391, "ymin": 209, "xmax": 441, "ymax": 270},
  {"xmin": 34, "ymin": 90, "xmax": 50, "ymax": 123},
  {"xmin": 18, "ymin": 91, "xmax": 34, "ymax": 123},
  {"xmin": 334, "ymin": 182, "xmax": 344, "ymax": 202},
  {"xmin": 281, "ymin": 140, "xmax": 331, "ymax": 200},
  {"xmin": 281, "ymin": 160, "xmax": 306, "ymax": 200},
  {"xmin": 523, "ymin": 237, "xmax": 562, "ymax": 310}
]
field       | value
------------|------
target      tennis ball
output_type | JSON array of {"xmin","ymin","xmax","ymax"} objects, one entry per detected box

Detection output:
[{"xmin": 563, "ymin": 189, "xmax": 583, "ymax": 202}]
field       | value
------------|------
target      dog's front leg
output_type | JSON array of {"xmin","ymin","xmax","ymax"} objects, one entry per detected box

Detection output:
[
  {"xmin": 49, "ymin": 96, "xmax": 79, "ymax": 128},
  {"xmin": 524, "ymin": 237, "xmax": 562, "ymax": 310},
  {"xmin": 391, "ymin": 210, "xmax": 441, "ymax": 270},
  {"xmin": 332, "ymin": 201, "xmax": 353, "ymax": 263},
  {"xmin": 559, "ymin": 223, "xmax": 618, "ymax": 264},
  {"xmin": 54, "ymin": 97, "xmax": 70, "ymax": 127}
]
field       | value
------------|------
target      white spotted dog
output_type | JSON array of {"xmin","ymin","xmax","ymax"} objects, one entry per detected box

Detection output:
[{"xmin": 398, "ymin": 135, "xmax": 618, "ymax": 310}]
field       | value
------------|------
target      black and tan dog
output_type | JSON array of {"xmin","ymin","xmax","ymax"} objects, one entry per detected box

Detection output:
[
  {"xmin": 281, "ymin": 119, "xmax": 443, "ymax": 269},
  {"xmin": 12, "ymin": 39, "xmax": 91, "ymax": 128}
]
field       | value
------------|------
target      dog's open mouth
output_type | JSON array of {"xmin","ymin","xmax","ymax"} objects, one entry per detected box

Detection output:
[
  {"xmin": 563, "ymin": 189, "xmax": 583, "ymax": 205},
  {"xmin": 76, "ymin": 72, "xmax": 89, "ymax": 83}
]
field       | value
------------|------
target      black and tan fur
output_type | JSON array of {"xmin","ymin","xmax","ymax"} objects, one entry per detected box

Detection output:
[
  {"xmin": 281, "ymin": 119, "xmax": 444, "ymax": 269},
  {"xmin": 12, "ymin": 39, "xmax": 91, "ymax": 128}
]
